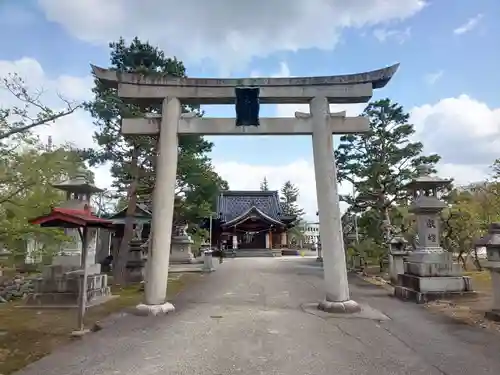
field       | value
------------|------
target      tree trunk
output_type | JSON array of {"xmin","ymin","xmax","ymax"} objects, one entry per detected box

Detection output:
[
  {"xmin": 457, "ymin": 251, "xmax": 467, "ymax": 271},
  {"xmin": 113, "ymin": 147, "xmax": 140, "ymax": 286},
  {"xmin": 473, "ymin": 247, "xmax": 483, "ymax": 271}
]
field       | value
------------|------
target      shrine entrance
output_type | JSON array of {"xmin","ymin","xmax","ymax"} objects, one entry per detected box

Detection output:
[
  {"xmin": 233, "ymin": 230, "xmax": 266, "ymax": 250},
  {"xmin": 92, "ymin": 63, "xmax": 399, "ymax": 315}
]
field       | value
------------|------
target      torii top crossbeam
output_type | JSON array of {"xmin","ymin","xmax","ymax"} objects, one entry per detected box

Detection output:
[{"xmin": 91, "ymin": 64, "xmax": 399, "ymax": 105}]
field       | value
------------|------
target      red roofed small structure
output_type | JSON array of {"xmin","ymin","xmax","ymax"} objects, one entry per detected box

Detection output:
[
  {"xmin": 27, "ymin": 168, "xmax": 115, "ymax": 334},
  {"xmin": 30, "ymin": 205, "xmax": 114, "ymax": 229}
]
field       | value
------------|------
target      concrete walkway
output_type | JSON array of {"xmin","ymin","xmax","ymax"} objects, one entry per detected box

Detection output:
[{"xmin": 15, "ymin": 257, "xmax": 500, "ymax": 375}]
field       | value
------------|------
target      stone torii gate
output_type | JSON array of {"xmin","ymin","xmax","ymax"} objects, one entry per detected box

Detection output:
[{"xmin": 92, "ymin": 64, "xmax": 399, "ymax": 315}]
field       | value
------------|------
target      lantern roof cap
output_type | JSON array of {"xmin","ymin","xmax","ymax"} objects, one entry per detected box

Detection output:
[
  {"xmin": 406, "ymin": 165, "xmax": 452, "ymax": 190},
  {"xmin": 52, "ymin": 167, "xmax": 103, "ymax": 194}
]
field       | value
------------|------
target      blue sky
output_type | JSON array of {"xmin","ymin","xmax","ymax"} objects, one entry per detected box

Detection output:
[{"xmin": 1, "ymin": 0, "xmax": 499, "ymax": 218}]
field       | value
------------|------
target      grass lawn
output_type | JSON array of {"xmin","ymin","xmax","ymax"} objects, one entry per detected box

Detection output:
[
  {"xmin": 0, "ymin": 274, "xmax": 196, "ymax": 375},
  {"xmin": 424, "ymin": 270, "xmax": 500, "ymax": 333},
  {"xmin": 358, "ymin": 263, "xmax": 500, "ymax": 333}
]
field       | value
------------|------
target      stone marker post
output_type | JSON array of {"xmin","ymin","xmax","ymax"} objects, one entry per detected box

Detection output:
[
  {"xmin": 477, "ymin": 223, "xmax": 500, "ymax": 321},
  {"xmin": 388, "ymin": 236, "xmax": 408, "ymax": 285}
]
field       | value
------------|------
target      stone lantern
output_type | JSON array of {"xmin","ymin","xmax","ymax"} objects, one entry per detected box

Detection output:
[
  {"xmin": 388, "ymin": 236, "xmax": 408, "ymax": 285},
  {"xmin": 394, "ymin": 166, "xmax": 473, "ymax": 303},
  {"xmin": 476, "ymin": 223, "xmax": 500, "ymax": 321},
  {"xmin": 345, "ymin": 232, "xmax": 360, "ymax": 271}
]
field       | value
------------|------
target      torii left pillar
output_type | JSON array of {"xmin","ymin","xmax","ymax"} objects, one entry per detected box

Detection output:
[{"xmin": 135, "ymin": 97, "xmax": 180, "ymax": 316}]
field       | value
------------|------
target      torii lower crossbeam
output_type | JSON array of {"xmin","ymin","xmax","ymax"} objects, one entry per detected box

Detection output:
[{"xmin": 121, "ymin": 112, "xmax": 369, "ymax": 136}]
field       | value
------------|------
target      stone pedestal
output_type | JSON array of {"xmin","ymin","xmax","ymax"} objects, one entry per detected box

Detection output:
[
  {"xmin": 26, "ymin": 265, "xmax": 110, "ymax": 307},
  {"xmin": 484, "ymin": 264, "xmax": 500, "ymax": 321},
  {"xmin": 202, "ymin": 250, "xmax": 215, "ymax": 272},
  {"xmin": 395, "ymin": 249, "xmax": 473, "ymax": 304},
  {"xmin": 170, "ymin": 235, "xmax": 195, "ymax": 264},
  {"xmin": 125, "ymin": 239, "xmax": 146, "ymax": 283},
  {"xmin": 24, "ymin": 228, "xmax": 110, "ymax": 308},
  {"xmin": 388, "ymin": 251, "xmax": 407, "ymax": 284},
  {"xmin": 51, "ymin": 255, "xmax": 102, "ymax": 275},
  {"xmin": 394, "ymin": 250, "xmax": 472, "ymax": 303},
  {"xmin": 477, "ymin": 223, "xmax": 500, "ymax": 321}
]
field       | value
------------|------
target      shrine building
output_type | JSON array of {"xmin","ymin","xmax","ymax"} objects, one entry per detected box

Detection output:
[{"xmin": 208, "ymin": 190, "xmax": 296, "ymax": 254}]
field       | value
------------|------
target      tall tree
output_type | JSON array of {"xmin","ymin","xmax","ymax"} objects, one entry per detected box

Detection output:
[
  {"xmin": 335, "ymin": 98, "xmax": 440, "ymax": 246},
  {"xmin": 0, "ymin": 142, "xmax": 84, "ymax": 262},
  {"xmin": 280, "ymin": 180, "xmax": 305, "ymax": 217},
  {"xmin": 81, "ymin": 37, "xmax": 227, "ymax": 284},
  {"xmin": 260, "ymin": 177, "xmax": 269, "ymax": 191}
]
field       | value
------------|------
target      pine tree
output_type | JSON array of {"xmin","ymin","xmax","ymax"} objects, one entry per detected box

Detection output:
[
  {"xmin": 279, "ymin": 180, "xmax": 305, "ymax": 217},
  {"xmin": 260, "ymin": 177, "xmax": 269, "ymax": 191},
  {"xmin": 335, "ymin": 98, "xmax": 440, "ymax": 246}
]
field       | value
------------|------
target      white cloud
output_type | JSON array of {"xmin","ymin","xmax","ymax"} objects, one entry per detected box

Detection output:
[
  {"xmin": 251, "ymin": 62, "xmax": 290, "ymax": 78},
  {"xmin": 424, "ymin": 70, "xmax": 444, "ymax": 85},
  {"xmin": 453, "ymin": 13, "xmax": 483, "ymax": 35},
  {"xmin": 411, "ymin": 94, "xmax": 500, "ymax": 169},
  {"xmin": 0, "ymin": 57, "xmax": 113, "ymax": 190},
  {"xmin": 373, "ymin": 27, "xmax": 411, "ymax": 44},
  {"xmin": 37, "ymin": 0, "xmax": 426, "ymax": 69}
]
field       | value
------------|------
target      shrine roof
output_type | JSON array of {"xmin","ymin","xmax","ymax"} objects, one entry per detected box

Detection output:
[
  {"xmin": 217, "ymin": 190, "xmax": 295, "ymax": 225},
  {"xmin": 91, "ymin": 63, "xmax": 399, "ymax": 90},
  {"xmin": 29, "ymin": 207, "xmax": 114, "ymax": 229},
  {"xmin": 108, "ymin": 203, "xmax": 152, "ymax": 220}
]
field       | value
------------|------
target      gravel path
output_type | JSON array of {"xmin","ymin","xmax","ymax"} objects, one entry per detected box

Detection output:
[{"xmin": 14, "ymin": 256, "xmax": 500, "ymax": 375}]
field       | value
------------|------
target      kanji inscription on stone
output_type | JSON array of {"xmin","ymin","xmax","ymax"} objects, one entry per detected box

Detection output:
[{"xmin": 417, "ymin": 214, "xmax": 440, "ymax": 248}]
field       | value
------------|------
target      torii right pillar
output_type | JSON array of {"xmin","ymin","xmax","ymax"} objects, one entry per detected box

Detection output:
[{"xmin": 311, "ymin": 97, "xmax": 361, "ymax": 313}]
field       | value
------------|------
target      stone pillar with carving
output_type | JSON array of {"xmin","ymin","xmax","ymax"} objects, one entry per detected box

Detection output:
[
  {"xmin": 476, "ymin": 223, "xmax": 500, "ymax": 321},
  {"xmin": 394, "ymin": 166, "xmax": 473, "ymax": 303}
]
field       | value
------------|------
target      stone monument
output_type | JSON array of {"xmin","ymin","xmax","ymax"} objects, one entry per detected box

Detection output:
[
  {"xmin": 170, "ymin": 224, "xmax": 195, "ymax": 264},
  {"xmin": 91, "ymin": 62, "xmax": 399, "ymax": 315},
  {"xmin": 476, "ymin": 223, "xmax": 500, "ymax": 321},
  {"xmin": 388, "ymin": 236, "xmax": 408, "ymax": 285},
  {"xmin": 394, "ymin": 166, "xmax": 473, "ymax": 303}
]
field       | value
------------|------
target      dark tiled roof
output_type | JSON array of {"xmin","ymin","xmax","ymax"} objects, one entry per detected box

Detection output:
[
  {"xmin": 108, "ymin": 203, "xmax": 152, "ymax": 219},
  {"xmin": 217, "ymin": 190, "xmax": 284, "ymax": 223}
]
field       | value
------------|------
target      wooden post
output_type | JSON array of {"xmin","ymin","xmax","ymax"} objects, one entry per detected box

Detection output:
[{"xmin": 75, "ymin": 226, "xmax": 89, "ymax": 335}]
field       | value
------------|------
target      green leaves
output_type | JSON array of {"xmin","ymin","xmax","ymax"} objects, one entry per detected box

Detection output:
[
  {"xmin": 336, "ymin": 98, "xmax": 440, "ymax": 211},
  {"xmin": 0, "ymin": 143, "xmax": 84, "ymax": 257}
]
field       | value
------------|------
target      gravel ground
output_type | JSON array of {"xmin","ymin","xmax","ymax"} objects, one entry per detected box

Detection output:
[{"xmin": 13, "ymin": 256, "xmax": 500, "ymax": 375}]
